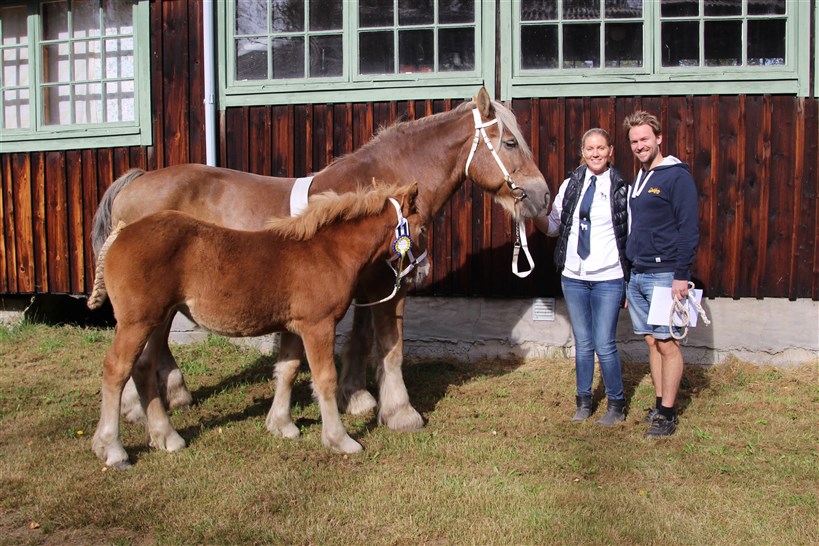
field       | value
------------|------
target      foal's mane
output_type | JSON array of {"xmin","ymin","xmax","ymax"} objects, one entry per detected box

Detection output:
[
  {"xmin": 325, "ymin": 98, "xmax": 530, "ymax": 170},
  {"xmin": 265, "ymin": 183, "xmax": 413, "ymax": 240}
]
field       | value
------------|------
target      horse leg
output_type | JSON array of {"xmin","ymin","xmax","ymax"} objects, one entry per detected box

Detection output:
[
  {"xmin": 92, "ymin": 324, "xmax": 150, "ymax": 468},
  {"xmin": 371, "ymin": 296, "xmax": 424, "ymax": 431},
  {"xmin": 301, "ymin": 323, "xmax": 362, "ymax": 453},
  {"xmin": 337, "ymin": 305, "xmax": 377, "ymax": 415},
  {"xmin": 265, "ymin": 332, "xmax": 303, "ymax": 439},
  {"xmin": 131, "ymin": 325, "xmax": 186, "ymax": 453},
  {"xmin": 120, "ymin": 313, "xmax": 192, "ymax": 423}
]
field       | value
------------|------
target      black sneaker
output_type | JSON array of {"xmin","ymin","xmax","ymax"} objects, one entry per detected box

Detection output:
[
  {"xmin": 641, "ymin": 407, "xmax": 659, "ymax": 424},
  {"xmin": 645, "ymin": 414, "xmax": 678, "ymax": 437}
]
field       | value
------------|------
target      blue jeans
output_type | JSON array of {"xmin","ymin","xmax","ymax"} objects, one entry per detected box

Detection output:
[
  {"xmin": 561, "ymin": 275, "xmax": 625, "ymax": 400},
  {"xmin": 626, "ymin": 271, "xmax": 678, "ymax": 340}
]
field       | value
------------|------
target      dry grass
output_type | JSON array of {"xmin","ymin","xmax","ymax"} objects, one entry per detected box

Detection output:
[{"xmin": 0, "ymin": 322, "xmax": 816, "ymax": 545}]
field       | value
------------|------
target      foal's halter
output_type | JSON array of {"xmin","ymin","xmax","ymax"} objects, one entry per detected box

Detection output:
[
  {"xmin": 352, "ymin": 197, "xmax": 428, "ymax": 308},
  {"xmin": 464, "ymin": 107, "xmax": 535, "ymax": 278}
]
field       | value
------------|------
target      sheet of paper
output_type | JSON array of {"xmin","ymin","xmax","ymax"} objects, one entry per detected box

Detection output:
[{"xmin": 647, "ymin": 286, "xmax": 704, "ymax": 327}]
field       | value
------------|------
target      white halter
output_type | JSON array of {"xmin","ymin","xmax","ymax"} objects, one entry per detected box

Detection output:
[
  {"xmin": 464, "ymin": 107, "xmax": 535, "ymax": 278},
  {"xmin": 352, "ymin": 197, "xmax": 428, "ymax": 307}
]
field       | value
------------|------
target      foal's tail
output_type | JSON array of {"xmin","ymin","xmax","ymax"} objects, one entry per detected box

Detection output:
[
  {"xmin": 87, "ymin": 221, "xmax": 126, "ymax": 310},
  {"xmin": 91, "ymin": 168, "xmax": 145, "ymax": 259}
]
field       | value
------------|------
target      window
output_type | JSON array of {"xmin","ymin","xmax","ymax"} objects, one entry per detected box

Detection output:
[
  {"xmin": 503, "ymin": 0, "xmax": 810, "ymax": 98},
  {"xmin": 0, "ymin": 0, "xmax": 151, "ymax": 153},
  {"xmin": 221, "ymin": 0, "xmax": 494, "ymax": 106}
]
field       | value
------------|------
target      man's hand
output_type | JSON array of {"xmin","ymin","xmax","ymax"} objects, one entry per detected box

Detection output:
[{"xmin": 671, "ymin": 279, "xmax": 690, "ymax": 301}]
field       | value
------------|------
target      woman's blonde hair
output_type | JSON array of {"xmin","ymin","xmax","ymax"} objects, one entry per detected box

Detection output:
[{"xmin": 578, "ymin": 128, "xmax": 612, "ymax": 165}]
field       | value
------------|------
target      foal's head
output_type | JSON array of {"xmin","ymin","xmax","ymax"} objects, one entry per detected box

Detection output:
[
  {"xmin": 266, "ymin": 182, "xmax": 424, "ymax": 251},
  {"xmin": 461, "ymin": 87, "xmax": 550, "ymax": 221}
]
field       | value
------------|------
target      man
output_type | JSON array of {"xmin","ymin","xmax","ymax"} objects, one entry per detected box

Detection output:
[{"xmin": 623, "ymin": 111, "xmax": 699, "ymax": 437}]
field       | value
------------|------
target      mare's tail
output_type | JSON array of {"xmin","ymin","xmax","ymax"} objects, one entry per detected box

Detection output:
[
  {"xmin": 91, "ymin": 168, "xmax": 145, "ymax": 259},
  {"xmin": 87, "ymin": 221, "xmax": 126, "ymax": 310}
]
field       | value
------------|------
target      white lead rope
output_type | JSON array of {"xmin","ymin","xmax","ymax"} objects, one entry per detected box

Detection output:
[
  {"xmin": 669, "ymin": 281, "xmax": 711, "ymax": 340},
  {"xmin": 512, "ymin": 219, "xmax": 534, "ymax": 278}
]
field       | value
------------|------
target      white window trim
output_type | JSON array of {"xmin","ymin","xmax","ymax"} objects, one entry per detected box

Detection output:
[
  {"xmin": 218, "ymin": 0, "xmax": 496, "ymax": 106},
  {"xmin": 0, "ymin": 0, "xmax": 152, "ymax": 153},
  {"xmin": 501, "ymin": 0, "xmax": 811, "ymax": 99}
]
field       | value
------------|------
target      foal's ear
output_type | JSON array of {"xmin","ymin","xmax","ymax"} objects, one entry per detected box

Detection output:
[
  {"xmin": 474, "ymin": 87, "xmax": 494, "ymax": 119},
  {"xmin": 402, "ymin": 182, "xmax": 419, "ymax": 214}
]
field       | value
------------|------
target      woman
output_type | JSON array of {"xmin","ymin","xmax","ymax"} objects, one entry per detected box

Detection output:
[{"xmin": 535, "ymin": 128, "xmax": 630, "ymax": 425}]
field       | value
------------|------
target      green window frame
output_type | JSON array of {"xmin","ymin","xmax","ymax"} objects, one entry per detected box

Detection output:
[
  {"xmin": 501, "ymin": 0, "xmax": 811, "ymax": 99},
  {"xmin": 0, "ymin": 0, "xmax": 151, "ymax": 153},
  {"xmin": 219, "ymin": 0, "xmax": 495, "ymax": 106}
]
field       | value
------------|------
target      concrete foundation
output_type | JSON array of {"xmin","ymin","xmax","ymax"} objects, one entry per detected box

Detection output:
[{"xmin": 166, "ymin": 296, "xmax": 819, "ymax": 366}]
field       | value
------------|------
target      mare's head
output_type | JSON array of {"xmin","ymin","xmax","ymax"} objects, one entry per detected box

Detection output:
[{"xmin": 461, "ymin": 87, "xmax": 550, "ymax": 221}]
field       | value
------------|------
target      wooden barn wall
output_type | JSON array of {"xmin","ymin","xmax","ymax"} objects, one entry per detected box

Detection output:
[
  {"xmin": 218, "ymin": 96, "xmax": 818, "ymax": 301},
  {"xmin": 0, "ymin": 1, "xmax": 816, "ymax": 301}
]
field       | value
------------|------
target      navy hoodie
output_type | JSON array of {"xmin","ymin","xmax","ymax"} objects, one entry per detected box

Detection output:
[{"xmin": 627, "ymin": 156, "xmax": 699, "ymax": 281}]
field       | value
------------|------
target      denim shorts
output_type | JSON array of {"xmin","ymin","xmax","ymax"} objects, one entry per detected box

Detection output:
[{"xmin": 627, "ymin": 271, "xmax": 679, "ymax": 340}]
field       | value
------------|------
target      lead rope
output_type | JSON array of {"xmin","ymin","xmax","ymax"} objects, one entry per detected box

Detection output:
[
  {"xmin": 464, "ymin": 107, "xmax": 534, "ymax": 278},
  {"xmin": 352, "ymin": 198, "xmax": 428, "ymax": 308},
  {"xmin": 669, "ymin": 281, "xmax": 711, "ymax": 340}
]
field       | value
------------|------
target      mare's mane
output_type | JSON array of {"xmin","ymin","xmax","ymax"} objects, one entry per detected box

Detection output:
[
  {"xmin": 325, "ymin": 99, "xmax": 531, "ymax": 171},
  {"xmin": 265, "ymin": 182, "xmax": 413, "ymax": 240}
]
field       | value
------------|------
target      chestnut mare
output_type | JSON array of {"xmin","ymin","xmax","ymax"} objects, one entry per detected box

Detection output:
[
  {"xmin": 91, "ymin": 87, "xmax": 550, "ymax": 433},
  {"xmin": 88, "ymin": 183, "xmax": 423, "ymax": 467}
]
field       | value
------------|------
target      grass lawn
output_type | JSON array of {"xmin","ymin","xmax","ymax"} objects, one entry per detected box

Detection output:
[{"xmin": 1, "ymin": 322, "xmax": 816, "ymax": 545}]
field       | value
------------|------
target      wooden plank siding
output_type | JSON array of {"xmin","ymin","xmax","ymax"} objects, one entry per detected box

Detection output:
[{"xmin": 0, "ymin": 4, "xmax": 816, "ymax": 301}]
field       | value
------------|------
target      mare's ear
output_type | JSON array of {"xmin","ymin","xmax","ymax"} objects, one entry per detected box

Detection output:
[{"xmin": 474, "ymin": 87, "xmax": 494, "ymax": 119}]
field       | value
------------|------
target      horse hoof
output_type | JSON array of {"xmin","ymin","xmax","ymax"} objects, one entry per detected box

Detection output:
[
  {"xmin": 267, "ymin": 420, "xmax": 300, "ymax": 439},
  {"xmin": 336, "ymin": 436, "xmax": 364, "ymax": 454},
  {"xmin": 379, "ymin": 405, "xmax": 424, "ymax": 432},
  {"xmin": 150, "ymin": 430, "xmax": 186, "ymax": 452},
  {"xmin": 344, "ymin": 390, "xmax": 377, "ymax": 416},
  {"xmin": 112, "ymin": 460, "xmax": 133, "ymax": 470}
]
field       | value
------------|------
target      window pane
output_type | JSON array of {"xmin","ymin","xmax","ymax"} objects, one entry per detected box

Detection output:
[
  {"xmin": 73, "ymin": 82, "xmax": 101, "ymax": 124},
  {"xmin": 399, "ymin": 0, "xmax": 433, "ymax": 26},
  {"xmin": 106, "ymin": 80, "xmax": 134, "ymax": 122},
  {"xmin": 105, "ymin": 37, "xmax": 134, "ymax": 78},
  {"xmin": 44, "ymin": 84, "xmax": 70, "ymax": 125},
  {"xmin": 3, "ymin": 89, "xmax": 30, "ymax": 130},
  {"xmin": 439, "ymin": 27, "xmax": 473, "ymax": 71},
  {"xmin": 73, "ymin": 0, "xmax": 100, "ymax": 38},
  {"xmin": 103, "ymin": 0, "xmax": 133, "ymax": 35},
  {"xmin": 520, "ymin": 25, "xmax": 558, "ymax": 68},
  {"xmin": 704, "ymin": 20, "xmax": 740, "ymax": 66},
  {"xmin": 73, "ymin": 40, "xmax": 101, "ymax": 80},
  {"xmin": 359, "ymin": 31, "xmax": 394, "ymax": 73},
  {"xmin": 704, "ymin": 0, "xmax": 741, "ymax": 17},
  {"xmin": 43, "ymin": 43, "xmax": 70, "ymax": 84},
  {"xmin": 272, "ymin": 0, "xmax": 304, "ymax": 33},
  {"xmin": 309, "ymin": 34, "xmax": 342, "ymax": 76},
  {"xmin": 236, "ymin": 0, "xmax": 267, "ymax": 35},
  {"xmin": 521, "ymin": 0, "xmax": 557, "ymax": 22},
  {"xmin": 440, "ymin": 0, "xmax": 474, "ymax": 24},
  {"xmin": 605, "ymin": 0, "xmax": 642, "ymax": 19},
  {"xmin": 271, "ymin": 36, "xmax": 304, "ymax": 78},
  {"xmin": 42, "ymin": 1, "xmax": 68, "ymax": 41},
  {"xmin": 563, "ymin": 23, "xmax": 599, "ymax": 68},
  {"xmin": 605, "ymin": 22, "xmax": 641, "ymax": 67},
  {"xmin": 660, "ymin": 0, "xmax": 697, "ymax": 17},
  {"xmin": 398, "ymin": 29, "xmax": 433, "ymax": 72},
  {"xmin": 661, "ymin": 21, "xmax": 698, "ymax": 66},
  {"xmin": 360, "ymin": 0, "xmax": 393, "ymax": 27},
  {"xmin": 748, "ymin": 19, "xmax": 785, "ymax": 65},
  {"xmin": 564, "ymin": 0, "xmax": 599, "ymax": 20},
  {"xmin": 1, "ymin": 5, "xmax": 28, "ymax": 46},
  {"xmin": 748, "ymin": 0, "xmax": 785, "ymax": 16},
  {"xmin": 3, "ymin": 45, "xmax": 29, "ymax": 87},
  {"xmin": 310, "ymin": 0, "xmax": 342, "ymax": 31},
  {"xmin": 236, "ymin": 38, "xmax": 268, "ymax": 80}
]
